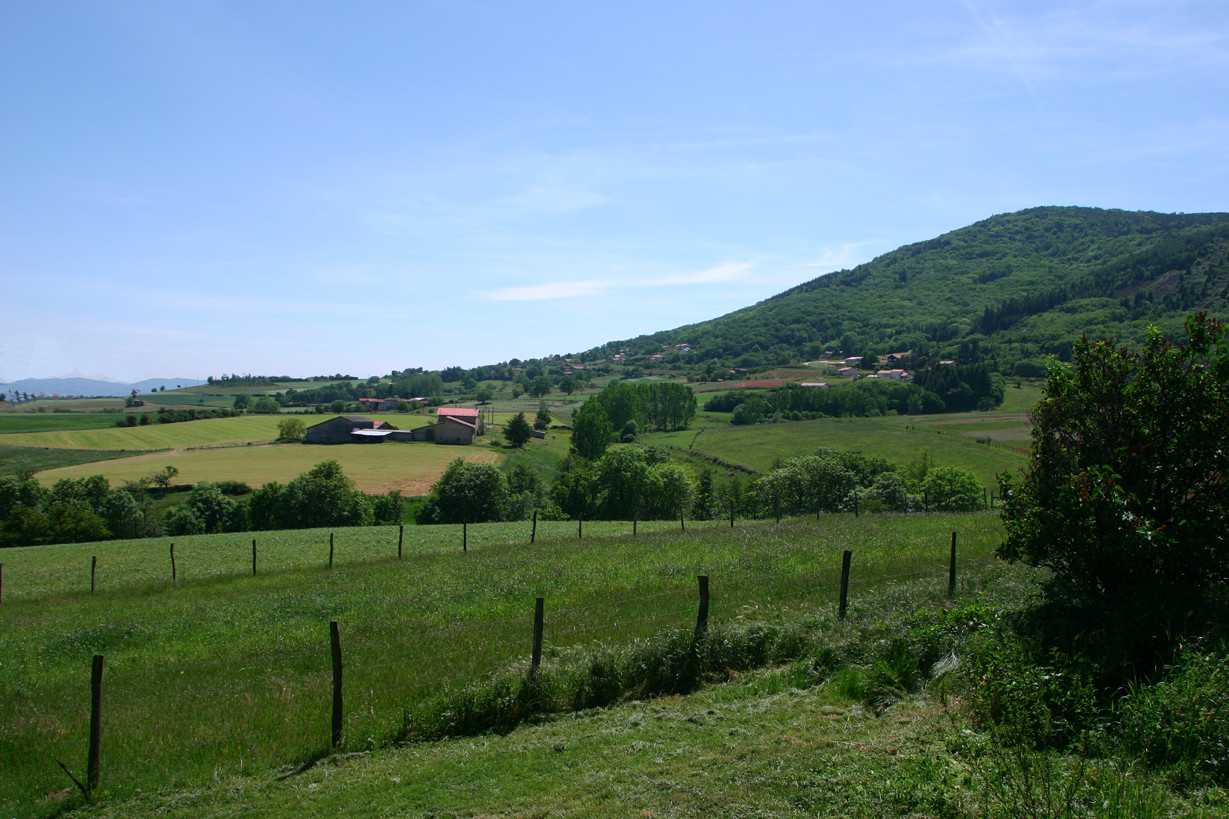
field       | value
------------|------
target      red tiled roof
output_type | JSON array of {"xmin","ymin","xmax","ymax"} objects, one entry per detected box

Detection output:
[{"xmin": 437, "ymin": 407, "xmax": 481, "ymax": 419}]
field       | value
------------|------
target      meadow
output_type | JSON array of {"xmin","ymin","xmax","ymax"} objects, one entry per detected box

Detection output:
[{"xmin": 1, "ymin": 512, "xmax": 1004, "ymax": 817}]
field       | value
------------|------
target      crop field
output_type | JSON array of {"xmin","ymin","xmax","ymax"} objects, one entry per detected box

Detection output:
[
  {"xmin": 0, "ymin": 511, "xmax": 1005, "ymax": 817},
  {"xmin": 0, "ymin": 415, "xmax": 131, "ymax": 434},
  {"xmin": 36, "ymin": 439, "xmax": 503, "ymax": 495}
]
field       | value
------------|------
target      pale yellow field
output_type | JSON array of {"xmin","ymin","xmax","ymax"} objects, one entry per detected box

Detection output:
[
  {"xmin": 2, "ymin": 413, "xmax": 430, "ymax": 450},
  {"xmin": 36, "ymin": 439, "xmax": 505, "ymax": 495}
]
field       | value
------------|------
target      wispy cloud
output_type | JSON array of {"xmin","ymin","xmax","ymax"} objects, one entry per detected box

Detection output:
[
  {"xmin": 484, "ymin": 279, "xmax": 612, "ymax": 301},
  {"xmin": 799, "ymin": 242, "xmax": 879, "ymax": 273},
  {"xmin": 654, "ymin": 261, "xmax": 753, "ymax": 286},
  {"xmin": 480, "ymin": 260, "xmax": 757, "ymax": 301}
]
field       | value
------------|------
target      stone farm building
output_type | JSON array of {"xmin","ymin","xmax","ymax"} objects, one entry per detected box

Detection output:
[
  {"xmin": 304, "ymin": 416, "xmax": 406, "ymax": 444},
  {"xmin": 304, "ymin": 408, "xmax": 484, "ymax": 446},
  {"xmin": 411, "ymin": 407, "xmax": 483, "ymax": 445}
]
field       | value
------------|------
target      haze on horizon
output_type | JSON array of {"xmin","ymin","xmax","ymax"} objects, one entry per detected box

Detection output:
[{"xmin": 2, "ymin": 1, "xmax": 1227, "ymax": 383}]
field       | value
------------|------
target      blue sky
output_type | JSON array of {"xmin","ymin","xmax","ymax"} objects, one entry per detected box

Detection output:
[{"xmin": 2, "ymin": 0, "xmax": 1227, "ymax": 383}]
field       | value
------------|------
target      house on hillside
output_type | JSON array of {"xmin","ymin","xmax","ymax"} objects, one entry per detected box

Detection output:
[
  {"xmin": 837, "ymin": 367, "xmax": 860, "ymax": 378},
  {"xmin": 876, "ymin": 369, "xmax": 912, "ymax": 381},
  {"xmin": 410, "ymin": 407, "xmax": 484, "ymax": 445},
  {"xmin": 357, "ymin": 397, "xmax": 400, "ymax": 412}
]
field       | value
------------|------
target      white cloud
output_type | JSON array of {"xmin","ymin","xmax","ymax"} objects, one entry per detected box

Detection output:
[
  {"xmin": 483, "ymin": 279, "xmax": 612, "ymax": 301},
  {"xmin": 799, "ymin": 242, "xmax": 879, "ymax": 273},
  {"xmin": 653, "ymin": 261, "xmax": 753, "ymax": 286}
]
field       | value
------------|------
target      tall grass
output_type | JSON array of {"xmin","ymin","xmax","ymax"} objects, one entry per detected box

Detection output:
[{"xmin": 0, "ymin": 512, "xmax": 1003, "ymax": 816}]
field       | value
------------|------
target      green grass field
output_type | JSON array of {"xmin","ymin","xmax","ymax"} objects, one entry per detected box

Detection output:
[
  {"xmin": 0, "ymin": 512, "xmax": 1006, "ymax": 817},
  {"xmin": 648, "ymin": 414, "xmax": 1028, "ymax": 489}
]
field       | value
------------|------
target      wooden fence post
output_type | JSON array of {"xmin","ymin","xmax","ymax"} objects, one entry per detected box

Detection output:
[
  {"xmin": 463, "ymin": 522, "xmax": 467, "ymax": 553},
  {"xmin": 252, "ymin": 539, "xmax": 257, "ymax": 576},
  {"xmin": 577, "ymin": 512, "xmax": 583, "ymax": 540},
  {"xmin": 531, "ymin": 597, "xmax": 545, "ymax": 675},
  {"xmin": 633, "ymin": 511, "xmax": 638, "ymax": 536},
  {"xmin": 948, "ymin": 531, "xmax": 957, "ymax": 597},
  {"xmin": 170, "ymin": 543, "xmax": 177, "ymax": 587},
  {"xmin": 329, "ymin": 533, "xmax": 335, "ymax": 569},
  {"xmin": 91, "ymin": 556, "xmax": 97, "ymax": 593},
  {"xmin": 398, "ymin": 525, "xmax": 404, "ymax": 559},
  {"xmin": 729, "ymin": 500, "xmax": 735, "ymax": 528},
  {"xmin": 0, "ymin": 562, "xmax": 4, "ymax": 604},
  {"xmin": 694, "ymin": 575, "xmax": 710, "ymax": 639},
  {"xmin": 839, "ymin": 550, "xmax": 852, "ymax": 620},
  {"xmin": 854, "ymin": 494, "xmax": 859, "ymax": 518},
  {"xmin": 531, "ymin": 509, "xmax": 537, "ymax": 544},
  {"xmin": 680, "ymin": 508, "xmax": 685, "ymax": 532},
  {"xmin": 330, "ymin": 621, "xmax": 343, "ymax": 750},
  {"xmin": 88, "ymin": 654, "xmax": 104, "ymax": 793}
]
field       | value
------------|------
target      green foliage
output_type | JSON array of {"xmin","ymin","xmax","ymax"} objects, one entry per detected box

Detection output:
[
  {"xmin": 276, "ymin": 417, "xmax": 306, "ymax": 442},
  {"xmin": 593, "ymin": 381, "xmax": 696, "ymax": 431},
  {"xmin": 569, "ymin": 399, "xmax": 613, "ymax": 460},
  {"xmin": 1117, "ymin": 647, "xmax": 1229, "ymax": 786},
  {"xmin": 922, "ymin": 466, "xmax": 984, "ymax": 511},
  {"xmin": 416, "ymin": 458, "xmax": 511, "ymax": 524},
  {"xmin": 960, "ymin": 630, "xmax": 1097, "ymax": 751},
  {"xmin": 502, "ymin": 412, "xmax": 533, "ymax": 448},
  {"xmin": 999, "ymin": 315, "xmax": 1229, "ymax": 649},
  {"xmin": 279, "ymin": 460, "xmax": 371, "ymax": 529}
]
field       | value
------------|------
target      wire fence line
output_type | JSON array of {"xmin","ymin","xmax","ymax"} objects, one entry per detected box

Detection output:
[{"xmin": 1, "ymin": 530, "xmax": 1000, "ymax": 813}]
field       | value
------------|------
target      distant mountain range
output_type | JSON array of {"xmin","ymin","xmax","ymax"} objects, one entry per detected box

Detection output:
[
  {"xmin": 590, "ymin": 206, "xmax": 1229, "ymax": 375},
  {"xmin": 0, "ymin": 377, "xmax": 207, "ymax": 398}
]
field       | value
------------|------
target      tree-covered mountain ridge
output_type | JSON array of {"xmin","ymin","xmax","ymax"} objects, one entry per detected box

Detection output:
[{"xmin": 596, "ymin": 206, "xmax": 1229, "ymax": 375}]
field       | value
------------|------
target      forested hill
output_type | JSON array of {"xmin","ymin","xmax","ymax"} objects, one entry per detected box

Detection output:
[{"xmin": 595, "ymin": 207, "xmax": 1229, "ymax": 375}]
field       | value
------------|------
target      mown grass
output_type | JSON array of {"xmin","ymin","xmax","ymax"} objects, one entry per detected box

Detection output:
[{"xmin": 0, "ymin": 512, "xmax": 1003, "ymax": 817}]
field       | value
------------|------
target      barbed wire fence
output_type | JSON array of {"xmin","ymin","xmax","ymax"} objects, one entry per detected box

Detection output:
[{"xmin": 1, "ymin": 526, "xmax": 1004, "ymax": 813}]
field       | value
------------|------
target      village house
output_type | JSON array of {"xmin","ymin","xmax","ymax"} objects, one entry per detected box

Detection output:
[
  {"xmin": 875, "ymin": 369, "xmax": 912, "ymax": 381},
  {"xmin": 837, "ymin": 366, "xmax": 860, "ymax": 378},
  {"xmin": 357, "ymin": 397, "xmax": 401, "ymax": 412},
  {"xmin": 801, "ymin": 382, "xmax": 830, "ymax": 389}
]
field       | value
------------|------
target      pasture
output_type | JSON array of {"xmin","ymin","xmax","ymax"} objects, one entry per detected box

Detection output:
[
  {"xmin": 649, "ymin": 414, "xmax": 1027, "ymax": 488},
  {"xmin": 0, "ymin": 511, "xmax": 1004, "ymax": 817}
]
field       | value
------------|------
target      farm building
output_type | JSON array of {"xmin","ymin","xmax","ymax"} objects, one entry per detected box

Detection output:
[
  {"xmin": 304, "ymin": 416, "xmax": 395, "ymax": 444},
  {"xmin": 410, "ymin": 407, "xmax": 483, "ymax": 445},
  {"xmin": 357, "ymin": 397, "xmax": 401, "ymax": 412}
]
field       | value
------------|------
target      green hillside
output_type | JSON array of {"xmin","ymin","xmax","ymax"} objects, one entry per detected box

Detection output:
[{"xmin": 594, "ymin": 207, "xmax": 1229, "ymax": 374}]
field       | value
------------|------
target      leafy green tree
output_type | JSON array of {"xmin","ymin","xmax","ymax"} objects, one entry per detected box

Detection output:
[
  {"xmin": 503, "ymin": 412, "xmax": 534, "ymax": 448},
  {"xmin": 277, "ymin": 417, "xmax": 306, "ymax": 442},
  {"xmin": 534, "ymin": 401, "xmax": 552, "ymax": 431},
  {"xmin": 248, "ymin": 482, "xmax": 286, "ymax": 530},
  {"xmin": 530, "ymin": 375, "xmax": 553, "ymax": 398},
  {"xmin": 101, "ymin": 489, "xmax": 148, "ymax": 540},
  {"xmin": 151, "ymin": 465, "xmax": 179, "ymax": 488},
  {"xmin": 475, "ymin": 385, "xmax": 495, "ymax": 404},
  {"xmin": 252, "ymin": 396, "xmax": 281, "ymax": 414},
  {"xmin": 569, "ymin": 399, "xmax": 613, "ymax": 460},
  {"xmin": 999, "ymin": 315, "xmax": 1229, "ymax": 618},
  {"xmin": 416, "ymin": 459, "xmax": 510, "ymax": 524},
  {"xmin": 921, "ymin": 467, "xmax": 983, "ymax": 511},
  {"xmin": 233, "ymin": 394, "xmax": 250, "ymax": 412},
  {"xmin": 559, "ymin": 375, "xmax": 577, "ymax": 395},
  {"xmin": 282, "ymin": 460, "xmax": 371, "ymax": 528},
  {"xmin": 550, "ymin": 455, "xmax": 597, "ymax": 520}
]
